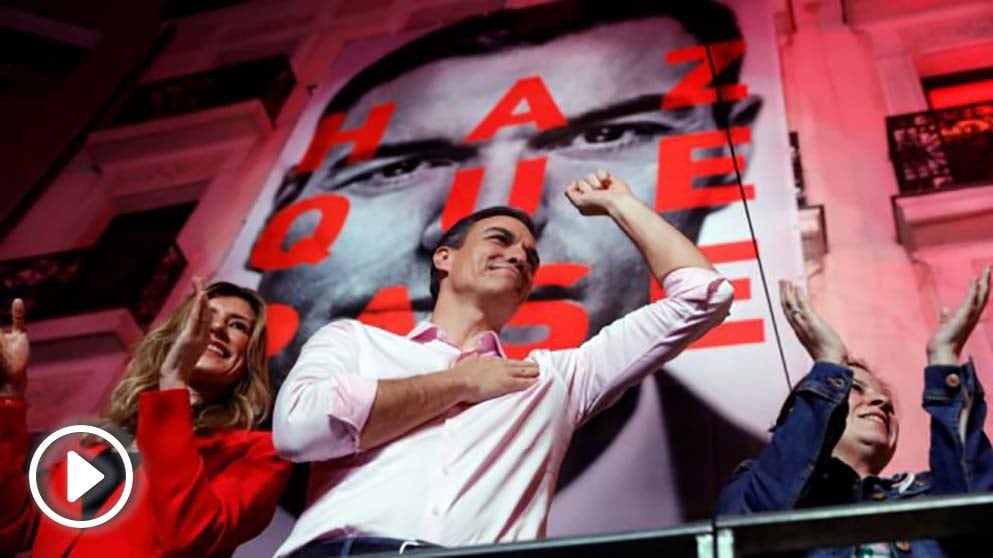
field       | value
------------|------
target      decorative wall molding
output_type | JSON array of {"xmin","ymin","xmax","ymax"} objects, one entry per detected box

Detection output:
[
  {"xmin": 85, "ymin": 100, "xmax": 273, "ymax": 170},
  {"xmin": 898, "ymin": 9, "xmax": 993, "ymax": 54},
  {"xmin": 893, "ymin": 182, "xmax": 993, "ymax": 252},
  {"xmin": 857, "ymin": 3, "xmax": 993, "ymax": 115},
  {"xmin": 27, "ymin": 307, "xmax": 144, "ymax": 347},
  {"xmin": 404, "ymin": 0, "xmax": 505, "ymax": 30},
  {"xmin": 105, "ymin": 151, "xmax": 228, "ymax": 197}
]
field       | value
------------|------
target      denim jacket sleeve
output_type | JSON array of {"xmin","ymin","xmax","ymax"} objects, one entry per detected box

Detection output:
[
  {"xmin": 924, "ymin": 360, "xmax": 993, "ymax": 495},
  {"xmin": 716, "ymin": 363, "xmax": 852, "ymax": 514}
]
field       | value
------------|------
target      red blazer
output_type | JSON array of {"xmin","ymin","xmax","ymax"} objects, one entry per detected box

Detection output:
[{"xmin": 0, "ymin": 390, "xmax": 291, "ymax": 558}]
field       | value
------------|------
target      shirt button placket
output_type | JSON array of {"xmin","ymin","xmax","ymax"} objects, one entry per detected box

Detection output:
[
  {"xmin": 428, "ymin": 418, "xmax": 458, "ymax": 538},
  {"xmin": 421, "ymin": 420, "xmax": 453, "ymax": 541}
]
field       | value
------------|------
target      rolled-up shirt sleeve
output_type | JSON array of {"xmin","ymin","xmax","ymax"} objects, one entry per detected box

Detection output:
[
  {"xmin": 273, "ymin": 320, "xmax": 378, "ymax": 462},
  {"xmin": 547, "ymin": 267, "xmax": 734, "ymax": 427}
]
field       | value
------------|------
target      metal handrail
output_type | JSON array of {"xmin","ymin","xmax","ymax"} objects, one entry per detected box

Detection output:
[
  {"xmin": 716, "ymin": 491, "xmax": 993, "ymax": 556},
  {"xmin": 353, "ymin": 492, "xmax": 993, "ymax": 557},
  {"xmin": 363, "ymin": 522, "xmax": 712, "ymax": 558}
]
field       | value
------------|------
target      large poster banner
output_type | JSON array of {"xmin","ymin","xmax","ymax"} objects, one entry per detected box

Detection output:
[{"xmin": 219, "ymin": 0, "xmax": 807, "ymax": 535}]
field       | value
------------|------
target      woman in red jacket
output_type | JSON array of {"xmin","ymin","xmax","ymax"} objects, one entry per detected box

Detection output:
[{"xmin": 0, "ymin": 279, "xmax": 291, "ymax": 557}]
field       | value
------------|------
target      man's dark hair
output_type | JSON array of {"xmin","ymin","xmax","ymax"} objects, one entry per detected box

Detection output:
[
  {"xmin": 325, "ymin": 0, "xmax": 742, "ymax": 116},
  {"xmin": 273, "ymin": 0, "xmax": 743, "ymax": 211},
  {"xmin": 429, "ymin": 206, "xmax": 537, "ymax": 301}
]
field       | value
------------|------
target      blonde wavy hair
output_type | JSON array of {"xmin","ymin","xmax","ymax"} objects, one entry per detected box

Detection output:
[{"xmin": 102, "ymin": 282, "xmax": 271, "ymax": 435}]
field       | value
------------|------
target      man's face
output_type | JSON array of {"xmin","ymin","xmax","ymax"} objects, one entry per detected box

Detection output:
[
  {"xmin": 260, "ymin": 17, "xmax": 732, "ymax": 375},
  {"xmin": 434, "ymin": 215, "xmax": 539, "ymax": 309},
  {"xmin": 833, "ymin": 366, "xmax": 899, "ymax": 474}
]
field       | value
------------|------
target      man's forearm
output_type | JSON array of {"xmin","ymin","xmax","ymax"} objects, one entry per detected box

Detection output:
[
  {"xmin": 358, "ymin": 370, "xmax": 466, "ymax": 451},
  {"xmin": 606, "ymin": 195, "xmax": 714, "ymax": 279}
]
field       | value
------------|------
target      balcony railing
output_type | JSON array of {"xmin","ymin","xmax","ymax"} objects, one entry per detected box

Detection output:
[
  {"xmin": 108, "ymin": 54, "xmax": 296, "ymax": 127},
  {"xmin": 887, "ymin": 100, "xmax": 993, "ymax": 194},
  {"xmin": 0, "ymin": 241, "xmax": 186, "ymax": 329},
  {"xmin": 0, "ymin": 204, "xmax": 191, "ymax": 329},
  {"xmin": 368, "ymin": 492, "xmax": 993, "ymax": 557}
]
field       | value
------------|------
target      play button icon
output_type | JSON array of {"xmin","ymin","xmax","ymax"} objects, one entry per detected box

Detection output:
[
  {"xmin": 28, "ymin": 424, "xmax": 134, "ymax": 529},
  {"xmin": 66, "ymin": 450, "xmax": 106, "ymax": 503}
]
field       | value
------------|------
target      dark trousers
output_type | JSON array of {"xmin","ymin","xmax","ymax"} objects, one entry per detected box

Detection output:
[{"xmin": 289, "ymin": 536, "xmax": 441, "ymax": 557}]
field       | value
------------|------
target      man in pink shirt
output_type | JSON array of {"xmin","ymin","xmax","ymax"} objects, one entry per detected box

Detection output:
[{"xmin": 272, "ymin": 170, "xmax": 733, "ymax": 557}]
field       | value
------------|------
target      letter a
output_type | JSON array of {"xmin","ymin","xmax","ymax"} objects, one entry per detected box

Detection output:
[{"xmin": 465, "ymin": 76, "xmax": 566, "ymax": 142}]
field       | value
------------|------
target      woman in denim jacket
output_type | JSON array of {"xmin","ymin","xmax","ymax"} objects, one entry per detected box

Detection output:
[{"xmin": 717, "ymin": 268, "xmax": 992, "ymax": 557}]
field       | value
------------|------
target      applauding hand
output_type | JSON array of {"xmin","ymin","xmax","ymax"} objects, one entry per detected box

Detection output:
[
  {"xmin": 927, "ymin": 267, "xmax": 991, "ymax": 366},
  {"xmin": 0, "ymin": 299, "xmax": 29, "ymax": 398},
  {"xmin": 780, "ymin": 280, "xmax": 848, "ymax": 365},
  {"xmin": 159, "ymin": 278, "xmax": 212, "ymax": 391}
]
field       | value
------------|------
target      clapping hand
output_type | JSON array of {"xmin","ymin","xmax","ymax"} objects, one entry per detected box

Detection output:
[
  {"xmin": 0, "ymin": 299, "xmax": 29, "ymax": 398},
  {"xmin": 565, "ymin": 170, "xmax": 634, "ymax": 216},
  {"xmin": 927, "ymin": 267, "xmax": 991, "ymax": 366},
  {"xmin": 780, "ymin": 280, "xmax": 848, "ymax": 365},
  {"xmin": 159, "ymin": 278, "xmax": 212, "ymax": 391}
]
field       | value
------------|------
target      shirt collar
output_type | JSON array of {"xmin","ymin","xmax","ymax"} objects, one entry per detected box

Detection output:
[{"xmin": 406, "ymin": 320, "xmax": 506, "ymax": 358}]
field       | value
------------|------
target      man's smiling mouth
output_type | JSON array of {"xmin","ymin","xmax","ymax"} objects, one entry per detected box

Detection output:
[{"xmin": 858, "ymin": 411, "xmax": 889, "ymax": 432}]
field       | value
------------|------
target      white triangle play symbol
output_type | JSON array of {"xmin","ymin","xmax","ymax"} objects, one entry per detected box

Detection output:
[{"xmin": 66, "ymin": 451, "xmax": 105, "ymax": 503}]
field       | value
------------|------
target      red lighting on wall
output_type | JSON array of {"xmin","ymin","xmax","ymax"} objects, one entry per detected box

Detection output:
[
  {"xmin": 927, "ymin": 79, "xmax": 993, "ymax": 109},
  {"xmin": 923, "ymin": 64, "xmax": 993, "ymax": 110}
]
